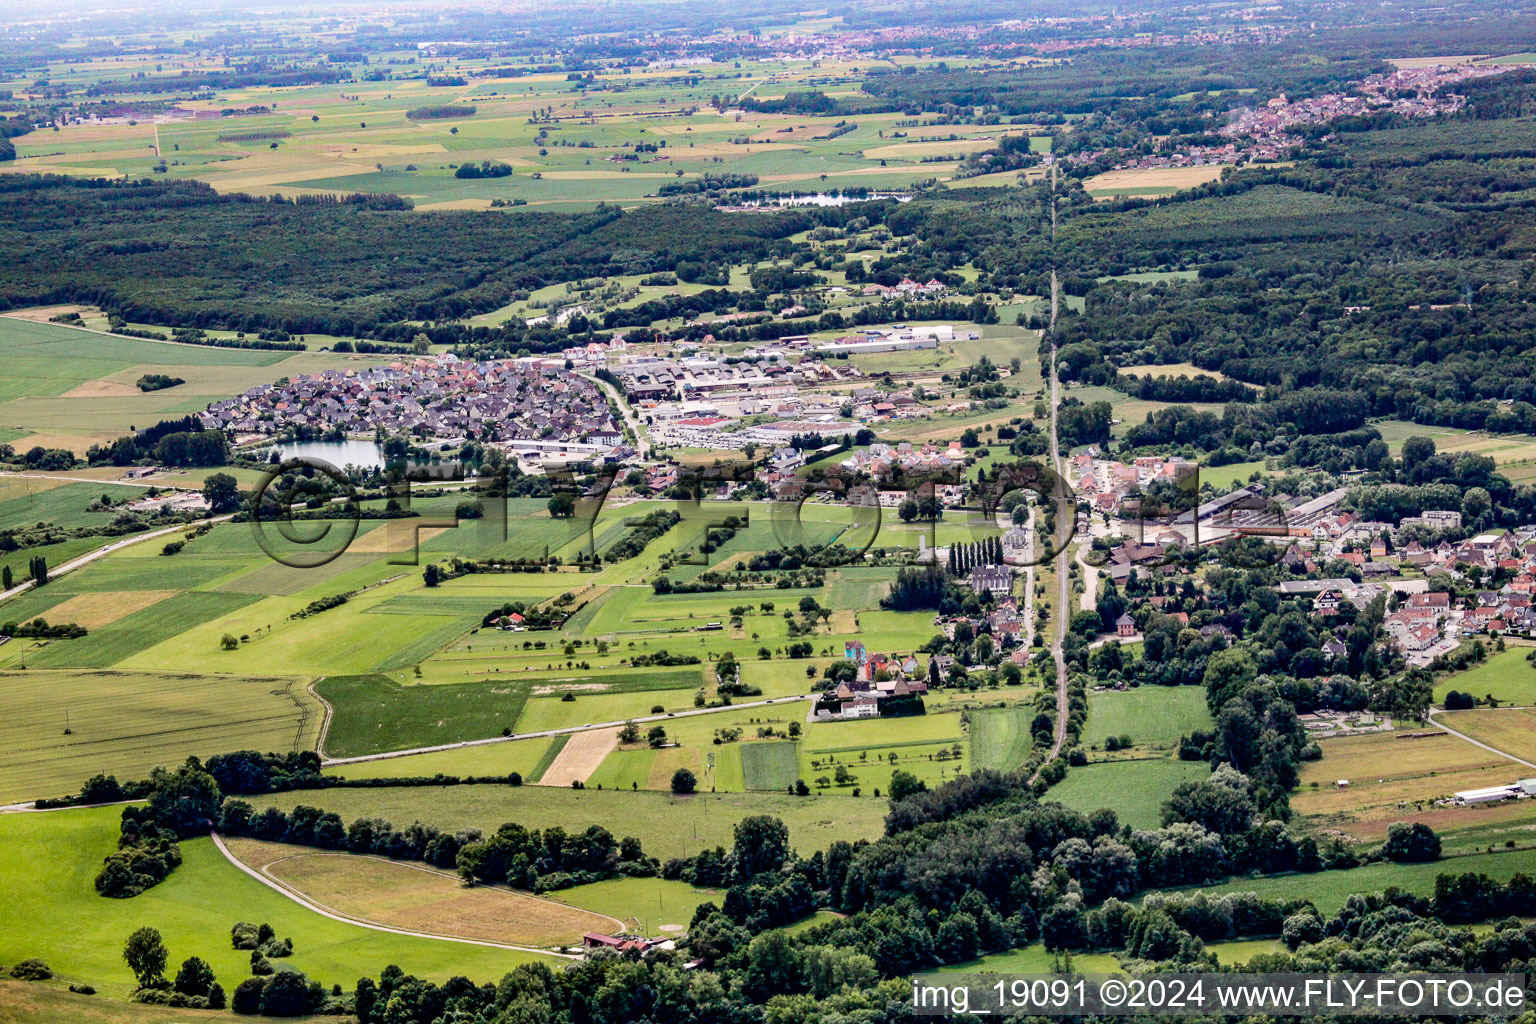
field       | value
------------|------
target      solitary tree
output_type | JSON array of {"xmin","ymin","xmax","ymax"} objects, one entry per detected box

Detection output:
[
  {"xmin": 671, "ymin": 767, "xmax": 697, "ymax": 794},
  {"xmin": 123, "ymin": 927, "xmax": 168, "ymax": 989},
  {"xmin": 203, "ymin": 472, "xmax": 240, "ymax": 514}
]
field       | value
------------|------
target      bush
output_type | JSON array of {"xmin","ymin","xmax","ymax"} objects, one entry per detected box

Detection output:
[
  {"xmin": 1381, "ymin": 822, "xmax": 1441, "ymax": 863},
  {"xmin": 9, "ymin": 958, "xmax": 51, "ymax": 980},
  {"xmin": 231, "ymin": 977, "xmax": 265, "ymax": 1015}
]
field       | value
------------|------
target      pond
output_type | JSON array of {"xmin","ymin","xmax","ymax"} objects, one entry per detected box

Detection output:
[{"xmin": 271, "ymin": 440, "xmax": 388, "ymax": 470}]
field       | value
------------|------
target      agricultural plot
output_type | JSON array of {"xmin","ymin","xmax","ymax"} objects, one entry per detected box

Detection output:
[
  {"xmin": 1048, "ymin": 759, "xmax": 1210, "ymax": 831},
  {"xmin": 800, "ymin": 712, "xmax": 969, "ymax": 793},
  {"xmin": 26, "ymin": 591, "xmax": 264, "ymax": 668},
  {"xmin": 547, "ymin": 876, "xmax": 721, "ymax": 935},
  {"xmin": 1082, "ymin": 685, "xmax": 1212, "ymax": 755},
  {"xmin": 1439, "ymin": 707, "xmax": 1536, "ymax": 765},
  {"xmin": 0, "ymin": 316, "xmax": 384, "ymax": 452},
  {"xmin": 1293, "ymin": 728, "xmax": 1527, "ymax": 842},
  {"xmin": 0, "ymin": 669, "xmax": 322, "ymax": 803},
  {"xmin": 969, "ymin": 706, "xmax": 1035, "ymax": 771},
  {"xmin": 314, "ymin": 674, "xmax": 531, "ymax": 758},
  {"xmin": 1434, "ymin": 646, "xmax": 1536, "ymax": 705},
  {"xmin": 250, "ymin": 783, "xmax": 889, "ymax": 858},
  {"xmin": 224, "ymin": 838, "xmax": 621, "ymax": 947},
  {"xmin": 0, "ymin": 807, "xmax": 552, "ymax": 995},
  {"xmin": 740, "ymin": 740, "xmax": 801, "ymax": 791},
  {"xmin": 1158, "ymin": 847, "xmax": 1536, "ymax": 915},
  {"xmin": 1083, "ymin": 164, "xmax": 1229, "ymax": 199},
  {"xmin": 325, "ymin": 736, "xmax": 561, "ymax": 783}
]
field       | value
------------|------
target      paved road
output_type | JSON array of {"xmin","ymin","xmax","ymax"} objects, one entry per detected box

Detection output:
[
  {"xmin": 1031, "ymin": 262, "xmax": 1071, "ymax": 783},
  {"xmin": 323, "ymin": 693, "xmax": 814, "ymax": 767},
  {"xmin": 0, "ymin": 514, "xmax": 234, "ymax": 606},
  {"xmin": 209, "ymin": 832, "xmax": 581, "ymax": 958},
  {"xmin": 1427, "ymin": 708, "xmax": 1536, "ymax": 771},
  {"xmin": 581, "ymin": 371, "xmax": 651, "ymax": 459}
]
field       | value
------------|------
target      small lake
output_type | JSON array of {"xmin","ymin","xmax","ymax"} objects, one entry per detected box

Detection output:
[{"xmin": 271, "ymin": 440, "xmax": 389, "ymax": 470}]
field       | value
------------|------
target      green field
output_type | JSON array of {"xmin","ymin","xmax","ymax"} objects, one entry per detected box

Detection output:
[
  {"xmin": 741, "ymin": 740, "xmax": 802, "ymax": 791},
  {"xmin": 932, "ymin": 943, "xmax": 1122, "ymax": 975},
  {"xmin": 969, "ymin": 706, "xmax": 1035, "ymax": 771},
  {"xmin": 248, "ymin": 782, "xmax": 889, "ymax": 859},
  {"xmin": 1082, "ymin": 685, "xmax": 1212, "ymax": 754},
  {"xmin": 315, "ymin": 673, "xmax": 531, "ymax": 757},
  {"xmin": 545, "ymin": 876, "xmax": 720, "ymax": 933},
  {"xmin": 1434, "ymin": 646, "xmax": 1536, "ymax": 705},
  {"xmin": 1048, "ymin": 759, "xmax": 1211, "ymax": 831},
  {"xmin": 0, "ymin": 670, "xmax": 322, "ymax": 804},
  {"xmin": 0, "ymin": 807, "xmax": 553, "ymax": 997}
]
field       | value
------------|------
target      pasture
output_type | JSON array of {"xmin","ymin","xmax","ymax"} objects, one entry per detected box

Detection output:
[
  {"xmin": 247, "ymin": 782, "xmax": 889, "ymax": 859},
  {"xmin": 1047, "ymin": 759, "xmax": 1210, "ymax": 831},
  {"xmin": 1439, "ymin": 707, "xmax": 1536, "ymax": 764},
  {"xmin": 969, "ymin": 705, "xmax": 1034, "ymax": 771},
  {"xmin": 0, "ymin": 669, "xmax": 322, "ymax": 804},
  {"xmin": 0, "ymin": 807, "xmax": 553, "ymax": 996},
  {"xmin": 224, "ymin": 838, "xmax": 620, "ymax": 947},
  {"xmin": 1434, "ymin": 646, "xmax": 1536, "ymax": 705},
  {"xmin": 314, "ymin": 673, "xmax": 530, "ymax": 758},
  {"xmin": 1082, "ymin": 685, "xmax": 1212, "ymax": 755}
]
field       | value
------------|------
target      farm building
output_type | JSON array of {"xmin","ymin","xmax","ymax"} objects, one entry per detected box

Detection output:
[{"xmin": 1453, "ymin": 779, "xmax": 1536, "ymax": 805}]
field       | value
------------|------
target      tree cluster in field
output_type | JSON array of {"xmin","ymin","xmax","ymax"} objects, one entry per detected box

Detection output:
[
  {"xmin": 135, "ymin": 373, "xmax": 184, "ymax": 392},
  {"xmin": 0, "ymin": 616, "xmax": 84, "ymax": 638},
  {"xmin": 604, "ymin": 509, "xmax": 680, "ymax": 562},
  {"xmin": 407, "ymin": 104, "xmax": 475, "ymax": 119}
]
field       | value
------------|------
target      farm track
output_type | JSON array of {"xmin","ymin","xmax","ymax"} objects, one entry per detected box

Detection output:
[
  {"xmin": 1427, "ymin": 707, "xmax": 1536, "ymax": 771},
  {"xmin": 0, "ymin": 513, "xmax": 236, "ymax": 606}
]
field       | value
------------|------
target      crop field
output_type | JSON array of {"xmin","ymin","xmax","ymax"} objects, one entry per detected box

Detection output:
[
  {"xmin": 325, "ymin": 736, "xmax": 562, "ymax": 782},
  {"xmin": 225, "ymin": 838, "xmax": 621, "ymax": 946},
  {"xmin": 26, "ymin": 591, "xmax": 264, "ymax": 669},
  {"xmin": 0, "ymin": 807, "xmax": 553, "ymax": 996},
  {"xmin": 1083, "ymin": 164, "xmax": 1229, "ymax": 198},
  {"xmin": 740, "ymin": 740, "xmax": 801, "ymax": 791},
  {"xmin": 1293, "ymin": 728, "xmax": 1526, "ymax": 841},
  {"xmin": 801, "ymin": 712, "xmax": 969, "ymax": 793},
  {"xmin": 1439, "ymin": 707, "xmax": 1536, "ymax": 764},
  {"xmin": 0, "ymin": 669, "xmax": 322, "ymax": 804},
  {"xmin": 0, "ymin": 57, "xmax": 988, "ymax": 210},
  {"xmin": 1082, "ymin": 685, "xmax": 1212, "ymax": 755},
  {"xmin": 248, "ymin": 782, "xmax": 889, "ymax": 858},
  {"xmin": 314, "ymin": 674, "xmax": 531, "ymax": 758},
  {"xmin": 1048, "ymin": 758, "xmax": 1210, "ymax": 830},
  {"xmin": 1434, "ymin": 646, "xmax": 1536, "ymax": 705},
  {"xmin": 969, "ymin": 706, "xmax": 1035, "ymax": 771}
]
